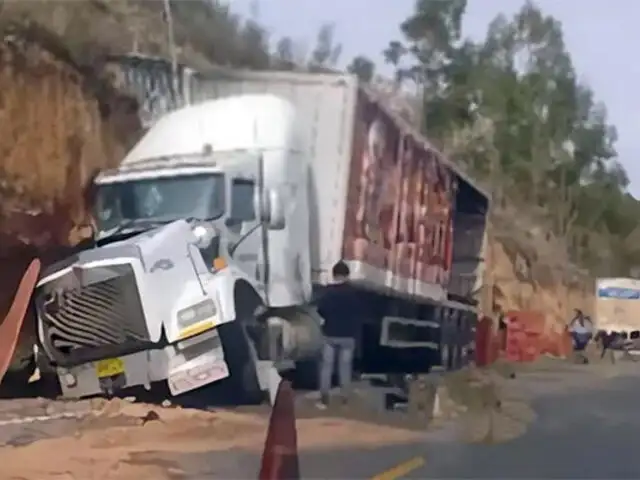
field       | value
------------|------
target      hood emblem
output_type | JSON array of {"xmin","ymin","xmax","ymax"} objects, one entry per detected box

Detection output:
[{"xmin": 150, "ymin": 258, "xmax": 174, "ymax": 273}]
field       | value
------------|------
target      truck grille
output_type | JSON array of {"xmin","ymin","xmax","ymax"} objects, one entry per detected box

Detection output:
[{"xmin": 37, "ymin": 264, "xmax": 152, "ymax": 366}]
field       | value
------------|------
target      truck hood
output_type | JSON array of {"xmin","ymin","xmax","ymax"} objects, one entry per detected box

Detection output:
[
  {"xmin": 36, "ymin": 220, "xmax": 207, "ymax": 344},
  {"xmin": 38, "ymin": 220, "xmax": 196, "ymax": 282}
]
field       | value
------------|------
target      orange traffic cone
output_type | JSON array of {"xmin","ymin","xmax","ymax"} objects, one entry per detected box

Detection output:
[
  {"xmin": 0, "ymin": 258, "xmax": 41, "ymax": 384},
  {"xmin": 259, "ymin": 379, "xmax": 300, "ymax": 480}
]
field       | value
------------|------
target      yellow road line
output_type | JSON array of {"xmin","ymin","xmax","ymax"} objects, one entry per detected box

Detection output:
[{"xmin": 371, "ymin": 456, "xmax": 426, "ymax": 480}]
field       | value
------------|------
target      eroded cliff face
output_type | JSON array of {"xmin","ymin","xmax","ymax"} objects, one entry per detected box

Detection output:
[
  {"xmin": 0, "ymin": 28, "xmax": 141, "ymax": 366},
  {"xmin": 486, "ymin": 236, "xmax": 594, "ymax": 329}
]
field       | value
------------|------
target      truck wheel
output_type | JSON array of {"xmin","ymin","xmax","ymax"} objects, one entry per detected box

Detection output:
[
  {"xmin": 217, "ymin": 319, "xmax": 264, "ymax": 405},
  {"xmin": 34, "ymin": 346, "xmax": 62, "ymax": 398},
  {"xmin": 0, "ymin": 355, "xmax": 36, "ymax": 394},
  {"xmin": 291, "ymin": 358, "xmax": 320, "ymax": 390}
]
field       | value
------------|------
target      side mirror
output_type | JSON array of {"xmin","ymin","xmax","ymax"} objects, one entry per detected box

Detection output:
[{"xmin": 263, "ymin": 188, "xmax": 285, "ymax": 230}]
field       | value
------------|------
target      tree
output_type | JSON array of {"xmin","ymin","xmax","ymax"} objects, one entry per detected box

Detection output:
[
  {"xmin": 238, "ymin": 18, "xmax": 270, "ymax": 69},
  {"xmin": 347, "ymin": 55, "xmax": 375, "ymax": 83},
  {"xmin": 383, "ymin": 0, "xmax": 469, "ymax": 134},
  {"xmin": 273, "ymin": 36, "xmax": 296, "ymax": 70},
  {"xmin": 387, "ymin": 0, "xmax": 640, "ymax": 275},
  {"xmin": 308, "ymin": 23, "xmax": 342, "ymax": 72}
]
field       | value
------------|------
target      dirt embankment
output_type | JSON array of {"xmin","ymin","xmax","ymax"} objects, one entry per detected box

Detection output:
[
  {"xmin": 0, "ymin": 24, "xmax": 141, "ymax": 363},
  {"xmin": 485, "ymin": 224, "xmax": 593, "ymax": 329}
]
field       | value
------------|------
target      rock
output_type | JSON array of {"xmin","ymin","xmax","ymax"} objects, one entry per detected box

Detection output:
[
  {"xmin": 138, "ymin": 410, "xmax": 161, "ymax": 425},
  {"xmin": 90, "ymin": 397, "xmax": 108, "ymax": 412},
  {"xmin": 44, "ymin": 403, "xmax": 57, "ymax": 416},
  {"xmin": 95, "ymin": 398, "xmax": 124, "ymax": 417}
]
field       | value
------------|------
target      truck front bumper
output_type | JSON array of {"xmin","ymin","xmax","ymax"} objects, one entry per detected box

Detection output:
[{"xmin": 56, "ymin": 329, "xmax": 228, "ymax": 399}]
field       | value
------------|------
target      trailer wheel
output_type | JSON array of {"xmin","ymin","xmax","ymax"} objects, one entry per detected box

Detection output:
[{"xmin": 217, "ymin": 319, "xmax": 264, "ymax": 405}]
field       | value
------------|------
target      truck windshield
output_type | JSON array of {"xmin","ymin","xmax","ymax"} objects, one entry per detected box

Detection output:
[{"xmin": 95, "ymin": 173, "xmax": 225, "ymax": 232}]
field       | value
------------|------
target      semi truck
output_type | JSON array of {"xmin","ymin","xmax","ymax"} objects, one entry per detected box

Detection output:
[{"xmin": 1, "ymin": 69, "xmax": 489, "ymax": 402}]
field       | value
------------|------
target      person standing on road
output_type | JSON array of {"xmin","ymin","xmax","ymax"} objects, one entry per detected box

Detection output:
[
  {"xmin": 569, "ymin": 309, "xmax": 594, "ymax": 362},
  {"xmin": 315, "ymin": 260, "xmax": 363, "ymax": 410}
]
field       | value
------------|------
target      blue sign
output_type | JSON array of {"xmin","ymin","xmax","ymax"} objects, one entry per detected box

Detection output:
[{"xmin": 597, "ymin": 287, "xmax": 640, "ymax": 299}]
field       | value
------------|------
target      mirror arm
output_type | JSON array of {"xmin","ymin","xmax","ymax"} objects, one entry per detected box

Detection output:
[{"xmin": 228, "ymin": 221, "xmax": 263, "ymax": 257}]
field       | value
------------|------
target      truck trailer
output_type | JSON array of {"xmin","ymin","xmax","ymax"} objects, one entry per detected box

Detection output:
[{"xmin": 2, "ymin": 69, "xmax": 489, "ymax": 402}]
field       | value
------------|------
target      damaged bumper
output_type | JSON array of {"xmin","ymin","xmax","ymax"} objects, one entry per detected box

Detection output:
[{"xmin": 57, "ymin": 328, "xmax": 229, "ymax": 399}]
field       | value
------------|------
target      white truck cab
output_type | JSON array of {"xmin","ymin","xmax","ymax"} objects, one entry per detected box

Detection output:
[{"xmin": 34, "ymin": 95, "xmax": 323, "ymax": 402}]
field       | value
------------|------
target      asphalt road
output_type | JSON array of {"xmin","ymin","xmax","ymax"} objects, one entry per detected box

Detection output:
[
  {"xmin": 167, "ymin": 365, "xmax": 640, "ymax": 479},
  {"xmin": 410, "ymin": 371, "xmax": 640, "ymax": 479}
]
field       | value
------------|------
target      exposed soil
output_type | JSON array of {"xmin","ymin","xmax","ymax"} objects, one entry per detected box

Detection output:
[{"xmin": 0, "ymin": 395, "xmax": 425, "ymax": 480}]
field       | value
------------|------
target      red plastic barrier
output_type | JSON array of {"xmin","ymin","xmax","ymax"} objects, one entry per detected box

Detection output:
[
  {"xmin": 504, "ymin": 328, "xmax": 522, "ymax": 362},
  {"xmin": 521, "ymin": 331, "xmax": 541, "ymax": 362},
  {"xmin": 505, "ymin": 310, "xmax": 545, "ymax": 335},
  {"xmin": 503, "ymin": 310, "xmax": 545, "ymax": 363},
  {"xmin": 536, "ymin": 326, "xmax": 574, "ymax": 359}
]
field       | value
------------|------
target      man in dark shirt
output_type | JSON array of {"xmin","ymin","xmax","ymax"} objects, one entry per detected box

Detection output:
[{"xmin": 315, "ymin": 261, "xmax": 362, "ymax": 409}]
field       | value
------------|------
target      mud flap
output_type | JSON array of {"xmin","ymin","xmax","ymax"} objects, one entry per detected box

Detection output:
[{"xmin": 0, "ymin": 258, "xmax": 41, "ymax": 384}]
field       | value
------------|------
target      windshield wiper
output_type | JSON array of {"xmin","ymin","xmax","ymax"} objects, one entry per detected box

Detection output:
[
  {"xmin": 100, "ymin": 219, "xmax": 140, "ymax": 238},
  {"xmin": 99, "ymin": 218, "xmax": 166, "ymax": 240}
]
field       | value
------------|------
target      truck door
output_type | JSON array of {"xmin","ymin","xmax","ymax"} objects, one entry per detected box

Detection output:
[{"xmin": 224, "ymin": 159, "xmax": 266, "ymax": 289}]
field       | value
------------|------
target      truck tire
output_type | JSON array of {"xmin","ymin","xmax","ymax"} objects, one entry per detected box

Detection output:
[
  {"xmin": 217, "ymin": 319, "xmax": 264, "ymax": 405},
  {"xmin": 291, "ymin": 358, "xmax": 320, "ymax": 390},
  {"xmin": 0, "ymin": 354, "xmax": 36, "ymax": 394}
]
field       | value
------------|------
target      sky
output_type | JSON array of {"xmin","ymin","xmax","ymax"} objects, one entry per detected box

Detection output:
[{"xmin": 228, "ymin": 0, "xmax": 640, "ymax": 197}]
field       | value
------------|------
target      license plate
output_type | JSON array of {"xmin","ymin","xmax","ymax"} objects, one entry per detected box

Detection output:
[
  {"xmin": 168, "ymin": 360, "xmax": 229, "ymax": 396},
  {"xmin": 95, "ymin": 358, "xmax": 125, "ymax": 378}
]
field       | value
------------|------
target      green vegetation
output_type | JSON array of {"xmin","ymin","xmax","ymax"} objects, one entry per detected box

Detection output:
[{"xmin": 370, "ymin": 0, "xmax": 640, "ymax": 277}]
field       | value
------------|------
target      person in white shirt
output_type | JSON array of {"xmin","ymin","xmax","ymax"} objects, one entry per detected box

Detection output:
[{"xmin": 569, "ymin": 309, "xmax": 594, "ymax": 354}]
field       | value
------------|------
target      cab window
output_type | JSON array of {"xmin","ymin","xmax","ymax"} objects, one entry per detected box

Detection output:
[{"xmin": 230, "ymin": 178, "xmax": 256, "ymax": 222}]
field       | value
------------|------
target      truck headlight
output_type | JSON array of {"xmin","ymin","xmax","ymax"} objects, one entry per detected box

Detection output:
[
  {"xmin": 192, "ymin": 222, "xmax": 217, "ymax": 249},
  {"xmin": 177, "ymin": 299, "xmax": 217, "ymax": 327}
]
